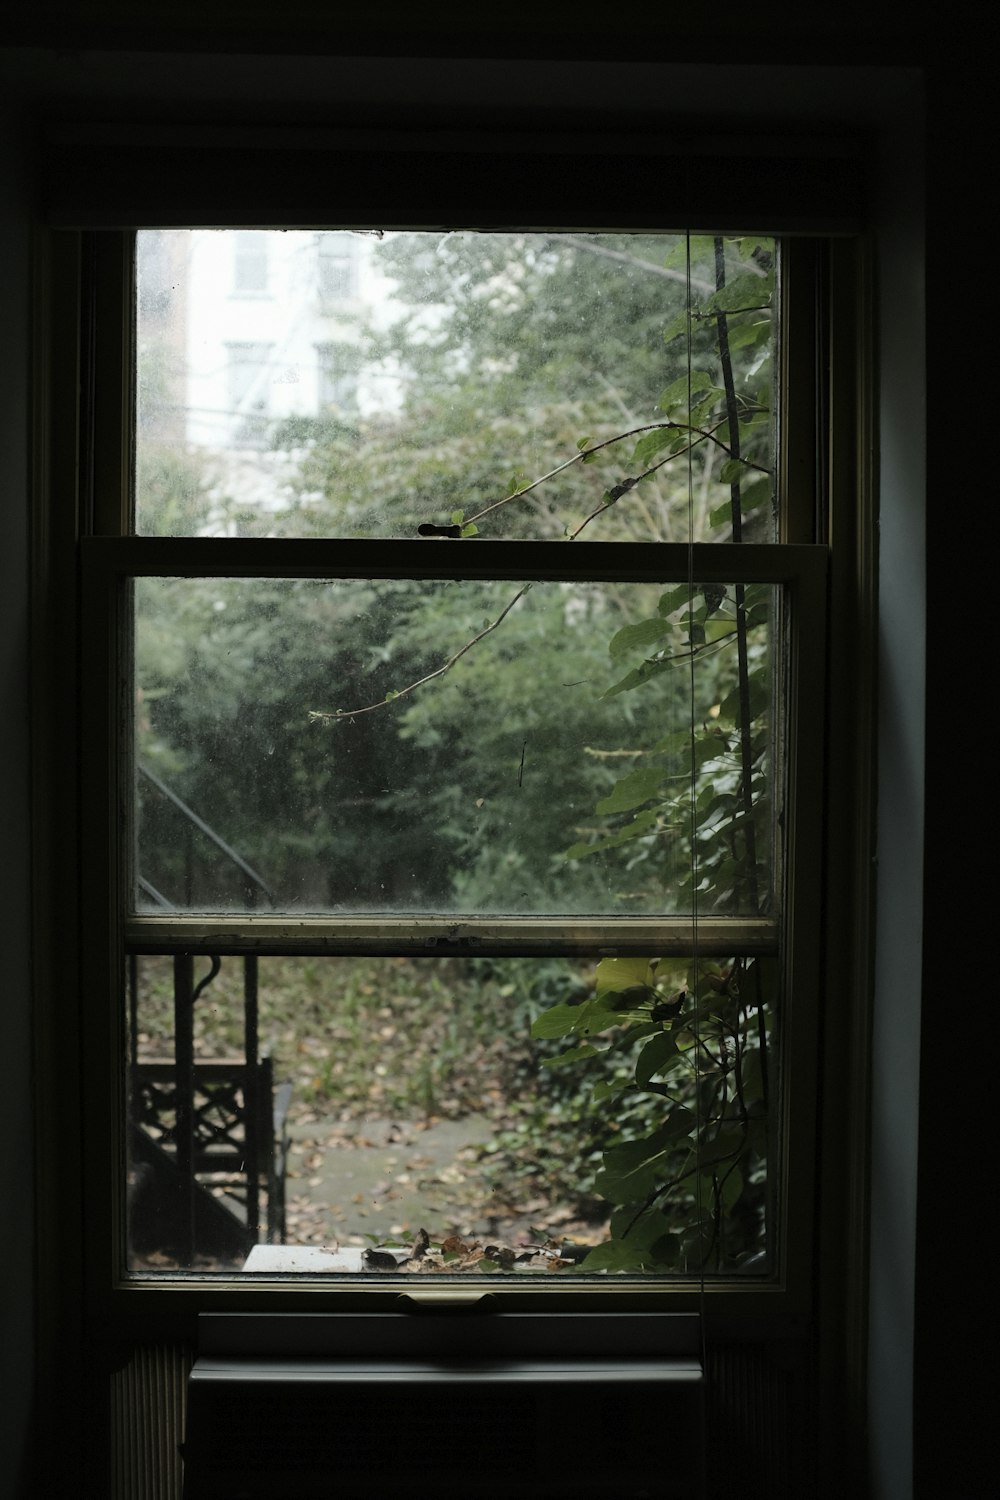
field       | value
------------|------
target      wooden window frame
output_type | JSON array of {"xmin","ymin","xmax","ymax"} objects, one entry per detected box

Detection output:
[{"xmin": 35, "ymin": 139, "xmax": 874, "ymax": 1355}]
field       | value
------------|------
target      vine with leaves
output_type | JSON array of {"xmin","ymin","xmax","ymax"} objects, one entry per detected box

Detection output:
[{"xmin": 303, "ymin": 233, "xmax": 776, "ymax": 1272}]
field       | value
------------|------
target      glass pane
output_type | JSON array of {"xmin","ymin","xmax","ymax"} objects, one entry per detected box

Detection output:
[
  {"xmin": 134, "ymin": 578, "xmax": 774, "ymax": 918},
  {"xmin": 126, "ymin": 951, "xmax": 775, "ymax": 1277},
  {"xmin": 135, "ymin": 230, "xmax": 777, "ymax": 542}
]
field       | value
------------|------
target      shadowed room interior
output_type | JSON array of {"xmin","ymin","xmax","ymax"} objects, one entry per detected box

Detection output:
[{"xmin": 0, "ymin": 6, "xmax": 990, "ymax": 1496}]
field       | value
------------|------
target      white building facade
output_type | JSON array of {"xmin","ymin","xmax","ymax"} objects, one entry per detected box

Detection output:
[{"xmin": 137, "ymin": 228, "xmax": 402, "ymax": 521}]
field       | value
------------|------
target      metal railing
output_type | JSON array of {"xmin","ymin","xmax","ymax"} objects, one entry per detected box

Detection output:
[{"xmin": 129, "ymin": 765, "xmax": 287, "ymax": 1264}]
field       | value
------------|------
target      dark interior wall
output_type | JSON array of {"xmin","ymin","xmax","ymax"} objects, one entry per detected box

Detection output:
[
  {"xmin": 0, "ymin": 9, "xmax": 988, "ymax": 1496},
  {"xmin": 0, "ymin": 94, "xmax": 36, "ymax": 1500},
  {"xmin": 916, "ymin": 57, "xmax": 992, "ymax": 1500}
]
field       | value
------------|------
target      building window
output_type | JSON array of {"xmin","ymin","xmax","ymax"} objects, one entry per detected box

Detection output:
[
  {"xmin": 317, "ymin": 231, "xmax": 356, "ymax": 302},
  {"xmin": 225, "ymin": 341, "xmax": 273, "ymax": 448},
  {"xmin": 233, "ymin": 231, "xmax": 269, "ymax": 295},
  {"xmin": 315, "ymin": 341, "xmax": 359, "ymax": 413}
]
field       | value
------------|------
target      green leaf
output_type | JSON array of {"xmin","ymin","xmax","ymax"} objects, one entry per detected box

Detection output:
[
  {"xmin": 738, "ymin": 479, "xmax": 772, "ymax": 519},
  {"xmin": 704, "ymin": 617, "xmax": 735, "ymax": 644},
  {"xmin": 652, "ymin": 728, "xmax": 692, "ymax": 757},
  {"xmin": 596, "ymin": 1110, "xmax": 696, "ymax": 1201},
  {"xmin": 616, "ymin": 1021, "xmax": 660, "ymax": 1049},
  {"xmin": 610, "ymin": 1205, "xmax": 674, "ymax": 1250},
  {"xmin": 658, "ymin": 584, "xmax": 691, "ymax": 618},
  {"xmin": 450, "ymin": 509, "xmax": 464, "ymax": 525},
  {"xmin": 595, "ymin": 955, "xmax": 658, "ymax": 996},
  {"xmin": 583, "ymin": 996, "xmax": 649, "ymax": 1033},
  {"xmin": 540, "ymin": 1043, "xmax": 601, "ymax": 1069},
  {"xmin": 530, "ymin": 1003, "xmax": 586, "ymax": 1040},
  {"xmin": 592, "ymin": 1077, "xmax": 629, "ymax": 1102},
  {"xmin": 608, "ymin": 617, "xmax": 672, "ymax": 658},
  {"xmin": 460, "ymin": 523, "xmax": 479, "ymax": 537},
  {"xmin": 565, "ymin": 807, "xmax": 658, "ymax": 859},
  {"xmin": 717, "ymin": 1164, "xmax": 744, "ymax": 1212},
  {"xmin": 577, "ymin": 1239, "xmax": 650, "ymax": 1272},
  {"xmin": 740, "ymin": 1048, "xmax": 764, "ymax": 1104},
  {"xmin": 680, "ymin": 1215, "xmax": 715, "ymax": 1266},
  {"xmin": 533, "ymin": 991, "xmax": 645, "ymax": 1042},
  {"xmin": 726, "ymin": 318, "xmax": 772, "ymax": 352},
  {"xmin": 697, "ymin": 1127, "xmax": 746, "ymax": 1169},
  {"xmin": 602, "ymin": 658, "xmax": 673, "ymax": 700},
  {"xmin": 635, "ymin": 1030, "xmax": 678, "ymax": 1087},
  {"xmin": 657, "ymin": 370, "xmax": 717, "ymax": 416},
  {"xmin": 719, "ymin": 458, "xmax": 747, "ymax": 485},
  {"xmin": 661, "ymin": 310, "xmax": 688, "ymax": 345},
  {"xmin": 702, "ymin": 271, "xmax": 773, "ymax": 315},
  {"xmin": 718, "ymin": 669, "xmax": 768, "ymax": 726},
  {"xmin": 595, "ymin": 766, "xmax": 666, "ymax": 815},
  {"xmin": 576, "ymin": 435, "xmax": 592, "ymax": 451},
  {"xmin": 738, "ymin": 236, "xmax": 772, "ymax": 263},
  {"xmin": 595, "ymin": 1140, "xmax": 669, "ymax": 1202},
  {"xmin": 663, "ymin": 233, "xmax": 715, "ymax": 268},
  {"xmin": 689, "ymin": 391, "xmax": 725, "ymax": 427},
  {"xmin": 693, "ymin": 731, "xmax": 732, "ymax": 770},
  {"xmin": 632, "ymin": 427, "xmax": 679, "ymax": 468}
]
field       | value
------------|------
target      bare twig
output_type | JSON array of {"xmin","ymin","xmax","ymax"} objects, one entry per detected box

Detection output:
[
  {"xmin": 541, "ymin": 233, "xmax": 716, "ymax": 295},
  {"xmin": 462, "ymin": 417, "xmax": 767, "ymax": 532},
  {"xmin": 308, "ymin": 584, "xmax": 533, "ymax": 721}
]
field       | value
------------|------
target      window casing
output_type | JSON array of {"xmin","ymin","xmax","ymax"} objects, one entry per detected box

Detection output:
[{"xmin": 53, "ymin": 140, "xmax": 869, "ymax": 1342}]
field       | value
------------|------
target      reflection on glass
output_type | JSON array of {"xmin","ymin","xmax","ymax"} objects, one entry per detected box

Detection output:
[
  {"xmin": 134, "ymin": 578, "xmax": 773, "ymax": 917},
  {"xmin": 135, "ymin": 230, "xmax": 777, "ymax": 542},
  {"xmin": 126, "ymin": 952, "xmax": 774, "ymax": 1277}
]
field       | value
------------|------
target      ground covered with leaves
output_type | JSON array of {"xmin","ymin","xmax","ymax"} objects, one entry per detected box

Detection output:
[{"xmin": 132, "ymin": 953, "xmax": 622, "ymax": 1256}]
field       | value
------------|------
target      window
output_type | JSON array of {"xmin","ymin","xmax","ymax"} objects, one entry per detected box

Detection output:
[
  {"xmin": 73, "ymin": 219, "xmax": 844, "ymax": 1307},
  {"xmin": 47, "ymin": 128, "xmax": 871, "ymax": 1362},
  {"xmin": 26, "ymin": 87, "xmax": 900, "ymax": 1499},
  {"xmin": 225, "ymin": 340, "xmax": 273, "ymax": 448},
  {"xmin": 315, "ymin": 340, "xmax": 359, "ymax": 413},
  {"xmin": 317, "ymin": 230, "xmax": 357, "ymax": 302},
  {"xmin": 233, "ymin": 230, "xmax": 269, "ymax": 295}
]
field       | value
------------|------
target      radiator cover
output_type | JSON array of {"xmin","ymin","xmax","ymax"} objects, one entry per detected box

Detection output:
[{"xmin": 182, "ymin": 1311, "xmax": 704, "ymax": 1500}]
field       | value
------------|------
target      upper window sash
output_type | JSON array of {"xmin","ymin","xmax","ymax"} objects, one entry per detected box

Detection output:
[
  {"xmin": 133, "ymin": 227, "xmax": 781, "ymax": 545},
  {"xmin": 82, "ymin": 536, "xmax": 819, "ymax": 583},
  {"xmin": 80, "ymin": 537, "xmax": 827, "ymax": 956}
]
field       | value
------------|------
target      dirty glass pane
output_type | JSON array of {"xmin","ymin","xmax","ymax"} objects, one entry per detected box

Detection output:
[
  {"xmin": 126, "ymin": 951, "xmax": 775, "ymax": 1277},
  {"xmin": 134, "ymin": 577, "xmax": 774, "ymax": 918},
  {"xmin": 135, "ymin": 230, "xmax": 777, "ymax": 542}
]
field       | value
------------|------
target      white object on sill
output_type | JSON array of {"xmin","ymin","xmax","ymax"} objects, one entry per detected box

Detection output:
[{"xmin": 242, "ymin": 1244, "xmax": 406, "ymax": 1273}]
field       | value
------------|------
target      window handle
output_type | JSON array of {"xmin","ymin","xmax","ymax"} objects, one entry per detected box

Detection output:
[{"xmin": 397, "ymin": 1290, "xmax": 498, "ymax": 1313}]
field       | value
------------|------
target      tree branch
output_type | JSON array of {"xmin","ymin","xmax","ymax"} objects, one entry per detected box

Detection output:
[
  {"xmin": 714, "ymin": 235, "xmax": 762, "ymax": 914},
  {"xmin": 308, "ymin": 584, "xmax": 534, "ymax": 721},
  {"xmin": 541, "ymin": 233, "xmax": 716, "ymax": 295},
  {"xmin": 462, "ymin": 417, "xmax": 768, "ymax": 532}
]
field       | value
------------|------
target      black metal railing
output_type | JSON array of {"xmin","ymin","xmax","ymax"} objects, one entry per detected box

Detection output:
[{"xmin": 129, "ymin": 766, "xmax": 289, "ymax": 1264}]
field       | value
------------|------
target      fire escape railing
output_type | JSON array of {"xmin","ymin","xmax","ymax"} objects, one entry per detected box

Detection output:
[{"xmin": 129, "ymin": 766, "xmax": 289, "ymax": 1264}]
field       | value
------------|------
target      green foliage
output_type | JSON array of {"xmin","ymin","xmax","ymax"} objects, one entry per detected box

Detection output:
[{"xmin": 529, "ymin": 956, "xmax": 772, "ymax": 1273}]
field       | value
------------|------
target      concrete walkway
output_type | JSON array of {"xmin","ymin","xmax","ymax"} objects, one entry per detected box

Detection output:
[{"xmin": 283, "ymin": 1112, "xmax": 510, "ymax": 1247}]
